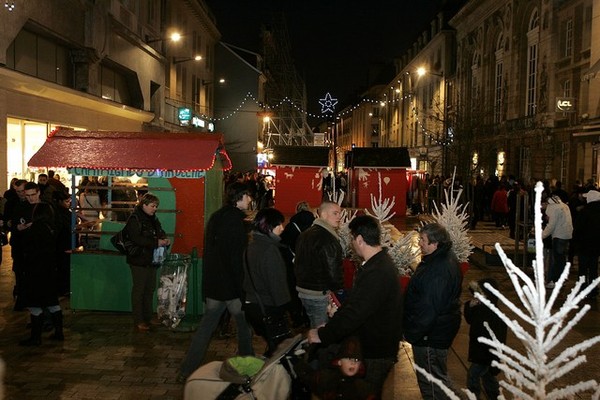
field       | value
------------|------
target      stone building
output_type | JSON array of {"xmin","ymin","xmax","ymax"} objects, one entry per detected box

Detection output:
[
  {"xmin": 342, "ymin": 0, "xmax": 599, "ymax": 188},
  {"xmin": 449, "ymin": 0, "xmax": 598, "ymax": 188}
]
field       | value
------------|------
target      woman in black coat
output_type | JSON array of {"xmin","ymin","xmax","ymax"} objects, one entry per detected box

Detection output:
[
  {"xmin": 242, "ymin": 208, "xmax": 291, "ymax": 356},
  {"xmin": 124, "ymin": 193, "xmax": 170, "ymax": 332}
]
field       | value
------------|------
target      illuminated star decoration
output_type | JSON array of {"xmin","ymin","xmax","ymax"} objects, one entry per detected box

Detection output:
[{"xmin": 319, "ymin": 92, "xmax": 338, "ymax": 114}]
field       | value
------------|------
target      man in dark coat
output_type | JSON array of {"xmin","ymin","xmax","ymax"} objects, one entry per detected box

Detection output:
[
  {"xmin": 404, "ymin": 222, "xmax": 462, "ymax": 399},
  {"xmin": 295, "ymin": 201, "xmax": 344, "ymax": 328},
  {"xmin": 573, "ymin": 189, "xmax": 600, "ymax": 299},
  {"xmin": 308, "ymin": 215, "xmax": 403, "ymax": 397},
  {"xmin": 178, "ymin": 182, "xmax": 254, "ymax": 382},
  {"xmin": 17, "ymin": 182, "xmax": 63, "ymax": 346}
]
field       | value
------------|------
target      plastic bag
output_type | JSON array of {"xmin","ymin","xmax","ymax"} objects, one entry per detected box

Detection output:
[
  {"xmin": 153, "ymin": 246, "xmax": 166, "ymax": 265},
  {"xmin": 156, "ymin": 254, "xmax": 190, "ymax": 328}
]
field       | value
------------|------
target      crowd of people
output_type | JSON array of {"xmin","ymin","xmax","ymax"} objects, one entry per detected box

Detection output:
[
  {"xmin": 411, "ymin": 172, "xmax": 598, "ymax": 297},
  {"xmin": 173, "ymin": 176, "xmax": 469, "ymax": 399},
  {"xmin": 176, "ymin": 171, "xmax": 600, "ymax": 398},
  {"xmin": 3, "ymin": 172, "xmax": 169, "ymax": 343},
  {"xmin": 5, "ymin": 168, "xmax": 598, "ymax": 398},
  {"xmin": 472, "ymin": 174, "xmax": 598, "ymax": 294}
]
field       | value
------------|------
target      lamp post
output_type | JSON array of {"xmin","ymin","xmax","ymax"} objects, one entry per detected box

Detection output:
[
  {"xmin": 173, "ymin": 55, "xmax": 202, "ymax": 64},
  {"xmin": 146, "ymin": 31, "xmax": 182, "ymax": 44},
  {"xmin": 417, "ymin": 67, "xmax": 449, "ymax": 178},
  {"xmin": 201, "ymin": 78, "xmax": 226, "ymax": 86}
]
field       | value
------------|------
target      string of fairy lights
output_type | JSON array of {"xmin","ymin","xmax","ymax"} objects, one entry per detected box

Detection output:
[{"xmin": 205, "ymin": 91, "xmax": 452, "ymax": 146}]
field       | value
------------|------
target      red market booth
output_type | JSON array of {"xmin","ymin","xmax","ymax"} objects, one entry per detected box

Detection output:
[
  {"xmin": 27, "ymin": 130, "xmax": 231, "ymax": 314},
  {"xmin": 270, "ymin": 145, "xmax": 331, "ymax": 215},
  {"xmin": 347, "ymin": 147, "xmax": 411, "ymax": 216}
]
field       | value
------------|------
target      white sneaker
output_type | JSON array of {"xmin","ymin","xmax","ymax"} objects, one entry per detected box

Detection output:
[{"xmin": 546, "ymin": 281, "xmax": 555, "ymax": 289}]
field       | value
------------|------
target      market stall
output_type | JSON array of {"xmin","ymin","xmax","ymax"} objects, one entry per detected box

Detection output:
[
  {"xmin": 27, "ymin": 130, "xmax": 231, "ymax": 314},
  {"xmin": 347, "ymin": 147, "xmax": 411, "ymax": 216},
  {"xmin": 269, "ymin": 145, "xmax": 330, "ymax": 214}
]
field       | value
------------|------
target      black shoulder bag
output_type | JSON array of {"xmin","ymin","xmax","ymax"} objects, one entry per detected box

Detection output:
[
  {"xmin": 110, "ymin": 214, "xmax": 142, "ymax": 256},
  {"xmin": 244, "ymin": 251, "xmax": 291, "ymax": 344}
]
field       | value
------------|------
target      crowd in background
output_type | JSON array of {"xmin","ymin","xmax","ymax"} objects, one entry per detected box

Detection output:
[{"xmin": 4, "ymin": 167, "xmax": 598, "ymax": 398}]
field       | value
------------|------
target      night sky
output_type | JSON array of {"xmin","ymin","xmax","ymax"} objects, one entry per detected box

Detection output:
[{"xmin": 205, "ymin": 0, "xmax": 447, "ymax": 115}]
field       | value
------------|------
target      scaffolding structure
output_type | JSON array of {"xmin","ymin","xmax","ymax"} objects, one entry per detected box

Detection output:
[{"xmin": 261, "ymin": 15, "xmax": 313, "ymax": 148}]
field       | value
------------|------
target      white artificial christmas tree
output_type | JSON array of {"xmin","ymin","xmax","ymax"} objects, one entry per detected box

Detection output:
[
  {"xmin": 414, "ymin": 181, "xmax": 600, "ymax": 400},
  {"xmin": 422, "ymin": 169, "xmax": 473, "ymax": 264},
  {"xmin": 365, "ymin": 171, "xmax": 396, "ymax": 223}
]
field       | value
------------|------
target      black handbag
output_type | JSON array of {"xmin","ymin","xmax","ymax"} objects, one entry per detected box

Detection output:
[
  {"xmin": 110, "ymin": 215, "xmax": 142, "ymax": 256},
  {"xmin": 244, "ymin": 252, "xmax": 291, "ymax": 343},
  {"xmin": 262, "ymin": 313, "xmax": 291, "ymax": 342}
]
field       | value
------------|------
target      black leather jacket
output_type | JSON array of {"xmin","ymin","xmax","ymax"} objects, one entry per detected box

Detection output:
[
  {"xmin": 125, "ymin": 206, "xmax": 166, "ymax": 267},
  {"xmin": 294, "ymin": 223, "xmax": 343, "ymax": 292},
  {"xmin": 403, "ymin": 245, "xmax": 462, "ymax": 349}
]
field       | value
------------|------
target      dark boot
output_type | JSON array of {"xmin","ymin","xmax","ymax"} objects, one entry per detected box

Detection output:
[
  {"xmin": 19, "ymin": 314, "xmax": 42, "ymax": 346},
  {"xmin": 49, "ymin": 311, "xmax": 64, "ymax": 341}
]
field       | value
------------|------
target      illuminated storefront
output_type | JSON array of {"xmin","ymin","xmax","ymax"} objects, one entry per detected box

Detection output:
[{"xmin": 6, "ymin": 117, "xmax": 84, "ymax": 185}]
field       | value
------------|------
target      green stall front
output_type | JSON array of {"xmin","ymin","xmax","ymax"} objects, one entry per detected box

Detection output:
[{"xmin": 27, "ymin": 130, "xmax": 230, "ymax": 316}]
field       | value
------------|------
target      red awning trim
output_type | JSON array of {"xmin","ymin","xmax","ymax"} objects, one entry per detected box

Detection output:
[{"xmin": 28, "ymin": 130, "xmax": 232, "ymax": 172}]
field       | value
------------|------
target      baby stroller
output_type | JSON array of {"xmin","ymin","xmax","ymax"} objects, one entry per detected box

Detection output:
[{"xmin": 184, "ymin": 334, "xmax": 307, "ymax": 399}]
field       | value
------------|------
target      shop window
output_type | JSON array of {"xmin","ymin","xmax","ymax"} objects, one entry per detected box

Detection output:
[
  {"xmin": 99, "ymin": 62, "xmax": 141, "ymax": 108},
  {"xmin": 6, "ymin": 28, "xmax": 72, "ymax": 86}
]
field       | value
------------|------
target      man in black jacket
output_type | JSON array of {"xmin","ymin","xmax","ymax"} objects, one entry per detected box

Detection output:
[
  {"xmin": 307, "ymin": 215, "xmax": 403, "ymax": 396},
  {"xmin": 404, "ymin": 222, "xmax": 462, "ymax": 399},
  {"xmin": 294, "ymin": 200, "xmax": 343, "ymax": 328},
  {"xmin": 178, "ymin": 183, "xmax": 254, "ymax": 382}
]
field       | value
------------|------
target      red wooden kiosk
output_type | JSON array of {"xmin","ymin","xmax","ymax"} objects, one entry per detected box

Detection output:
[
  {"xmin": 347, "ymin": 147, "xmax": 412, "ymax": 216},
  {"xmin": 269, "ymin": 145, "xmax": 331, "ymax": 215},
  {"xmin": 27, "ymin": 130, "xmax": 231, "ymax": 314}
]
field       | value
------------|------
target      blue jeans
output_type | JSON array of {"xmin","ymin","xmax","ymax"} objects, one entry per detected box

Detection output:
[
  {"xmin": 549, "ymin": 238, "xmax": 569, "ymax": 283},
  {"xmin": 467, "ymin": 362, "xmax": 499, "ymax": 399},
  {"xmin": 179, "ymin": 297, "xmax": 254, "ymax": 378},
  {"xmin": 298, "ymin": 292, "xmax": 329, "ymax": 328},
  {"xmin": 412, "ymin": 346, "xmax": 456, "ymax": 400}
]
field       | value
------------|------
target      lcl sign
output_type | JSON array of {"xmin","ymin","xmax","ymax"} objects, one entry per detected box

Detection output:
[{"xmin": 556, "ymin": 97, "xmax": 576, "ymax": 112}]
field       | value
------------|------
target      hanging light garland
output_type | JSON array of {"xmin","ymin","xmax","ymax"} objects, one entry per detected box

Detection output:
[{"xmin": 207, "ymin": 92, "xmax": 416, "ymax": 122}]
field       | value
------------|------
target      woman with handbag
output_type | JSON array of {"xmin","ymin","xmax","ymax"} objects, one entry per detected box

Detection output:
[
  {"xmin": 243, "ymin": 208, "xmax": 292, "ymax": 357},
  {"xmin": 125, "ymin": 193, "xmax": 170, "ymax": 332}
]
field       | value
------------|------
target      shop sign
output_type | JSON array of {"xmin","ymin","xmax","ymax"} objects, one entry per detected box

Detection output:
[
  {"xmin": 178, "ymin": 107, "xmax": 192, "ymax": 125},
  {"xmin": 556, "ymin": 97, "xmax": 575, "ymax": 113},
  {"xmin": 68, "ymin": 168, "xmax": 205, "ymax": 179}
]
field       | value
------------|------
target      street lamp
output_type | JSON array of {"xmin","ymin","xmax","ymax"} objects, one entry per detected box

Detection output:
[
  {"xmin": 172, "ymin": 55, "xmax": 202, "ymax": 64},
  {"xmin": 146, "ymin": 31, "xmax": 182, "ymax": 44},
  {"xmin": 201, "ymin": 78, "xmax": 226, "ymax": 86},
  {"xmin": 417, "ymin": 67, "xmax": 449, "ymax": 178}
]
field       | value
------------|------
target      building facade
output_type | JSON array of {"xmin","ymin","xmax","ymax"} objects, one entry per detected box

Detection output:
[
  {"xmin": 0, "ymin": 0, "xmax": 219, "ymax": 189},
  {"xmin": 339, "ymin": 0, "xmax": 599, "ymax": 189}
]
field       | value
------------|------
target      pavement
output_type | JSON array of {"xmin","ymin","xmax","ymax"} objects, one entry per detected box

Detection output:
[{"xmin": 1, "ymin": 217, "xmax": 599, "ymax": 399}]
